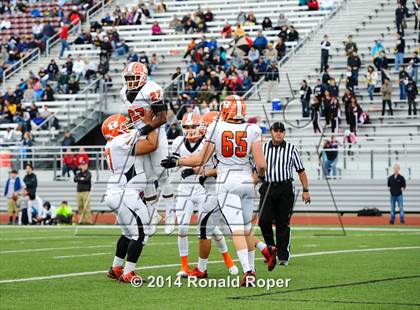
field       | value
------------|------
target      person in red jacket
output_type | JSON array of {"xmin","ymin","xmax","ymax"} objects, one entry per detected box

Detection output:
[
  {"xmin": 75, "ymin": 147, "xmax": 90, "ymax": 168},
  {"xmin": 62, "ymin": 149, "xmax": 76, "ymax": 177},
  {"xmin": 59, "ymin": 22, "xmax": 70, "ymax": 58},
  {"xmin": 308, "ymin": 0, "xmax": 319, "ymax": 10}
]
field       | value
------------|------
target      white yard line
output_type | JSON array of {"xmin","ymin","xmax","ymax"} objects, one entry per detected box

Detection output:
[
  {"xmin": 53, "ymin": 253, "xmax": 111, "ymax": 259},
  {"xmin": 0, "ymin": 246, "xmax": 418, "ymax": 284}
]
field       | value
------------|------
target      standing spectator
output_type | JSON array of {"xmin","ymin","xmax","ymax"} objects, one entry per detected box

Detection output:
[
  {"xmin": 311, "ymin": 96, "xmax": 322, "ymax": 133},
  {"xmin": 387, "ymin": 163, "xmax": 406, "ymax": 224},
  {"xmin": 300, "ymin": 80, "xmax": 311, "ymax": 117},
  {"xmin": 409, "ymin": 51, "xmax": 419, "ymax": 84},
  {"xmin": 21, "ymin": 132, "xmax": 33, "ymax": 166},
  {"xmin": 364, "ymin": 65, "xmax": 378, "ymax": 101},
  {"xmin": 313, "ymin": 78, "xmax": 324, "ymax": 103},
  {"xmin": 265, "ymin": 61, "xmax": 280, "ymax": 103},
  {"xmin": 59, "ymin": 22, "xmax": 70, "ymax": 58},
  {"xmin": 23, "ymin": 164, "xmax": 37, "ymax": 197},
  {"xmin": 56, "ymin": 201, "xmax": 73, "ymax": 224},
  {"xmin": 349, "ymin": 97, "xmax": 361, "ymax": 134},
  {"xmin": 330, "ymin": 97, "xmax": 341, "ymax": 133},
  {"xmin": 394, "ymin": 33, "xmax": 405, "ymax": 72},
  {"xmin": 381, "ymin": 78, "xmax": 393, "ymax": 116},
  {"xmin": 343, "ymin": 129, "xmax": 357, "ymax": 155},
  {"xmin": 4, "ymin": 170, "xmax": 23, "ymax": 224},
  {"xmin": 347, "ymin": 50, "xmax": 361, "ymax": 86},
  {"xmin": 406, "ymin": 77, "xmax": 418, "ymax": 115},
  {"xmin": 32, "ymin": 20, "xmax": 44, "ymax": 40},
  {"xmin": 377, "ymin": 51, "xmax": 390, "ymax": 84},
  {"xmin": 253, "ymin": 31, "xmax": 268, "ymax": 54},
  {"xmin": 275, "ymin": 37, "xmax": 286, "ymax": 61},
  {"xmin": 62, "ymin": 149, "xmax": 77, "ymax": 178},
  {"xmin": 264, "ymin": 43, "xmax": 278, "ymax": 63},
  {"xmin": 323, "ymin": 90, "xmax": 332, "ymax": 125},
  {"xmin": 398, "ymin": 66, "xmax": 410, "ymax": 100},
  {"xmin": 344, "ymin": 35, "xmax": 357, "ymax": 57},
  {"xmin": 371, "ymin": 40, "xmax": 385, "ymax": 70},
  {"xmin": 321, "ymin": 139, "xmax": 337, "ymax": 178},
  {"xmin": 62, "ymin": 130, "xmax": 75, "ymax": 147},
  {"xmin": 74, "ymin": 161, "xmax": 92, "ymax": 224},
  {"xmin": 320, "ymin": 34, "xmax": 330, "ymax": 71},
  {"xmin": 395, "ymin": 3, "xmax": 408, "ymax": 36}
]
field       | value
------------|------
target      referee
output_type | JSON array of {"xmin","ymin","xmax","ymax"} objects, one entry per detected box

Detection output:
[{"xmin": 258, "ymin": 122, "xmax": 311, "ymax": 267}]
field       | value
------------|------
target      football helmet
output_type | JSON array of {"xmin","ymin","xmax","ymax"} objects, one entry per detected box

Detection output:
[
  {"xmin": 199, "ymin": 111, "xmax": 219, "ymax": 135},
  {"xmin": 181, "ymin": 112, "xmax": 202, "ymax": 141},
  {"xmin": 220, "ymin": 95, "xmax": 247, "ymax": 121},
  {"xmin": 123, "ymin": 62, "xmax": 148, "ymax": 90},
  {"xmin": 101, "ymin": 114, "xmax": 131, "ymax": 140}
]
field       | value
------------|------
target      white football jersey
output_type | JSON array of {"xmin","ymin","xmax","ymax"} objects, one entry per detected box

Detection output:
[
  {"xmin": 104, "ymin": 130, "xmax": 146, "ymax": 191},
  {"xmin": 171, "ymin": 136, "xmax": 204, "ymax": 184},
  {"xmin": 120, "ymin": 79, "xmax": 163, "ymax": 128},
  {"xmin": 205, "ymin": 121, "xmax": 262, "ymax": 173}
]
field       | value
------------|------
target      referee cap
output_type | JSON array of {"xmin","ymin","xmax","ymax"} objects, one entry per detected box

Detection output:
[{"xmin": 270, "ymin": 122, "xmax": 286, "ymax": 131}]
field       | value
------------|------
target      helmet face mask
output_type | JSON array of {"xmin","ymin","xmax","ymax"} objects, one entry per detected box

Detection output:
[
  {"xmin": 123, "ymin": 62, "xmax": 148, "ymax": 90},
  {"xmin": 181, "ymin": 112, "xmax": 202, "ymax": 141}
]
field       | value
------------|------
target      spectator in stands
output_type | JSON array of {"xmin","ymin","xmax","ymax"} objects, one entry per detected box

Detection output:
[
  {"xmin": 287, "ymin": 26, "xmax": 299, "ymax": 42},
  {"xmin": 371, "ymin": 39, "xmax": 385, "ymax": 70},
  {"xmin": 74, "ymin": 160, "xmax": 92, "ymax": 224},
  {"xmin": 381, "ymin": 78, "xmax": 393, "ymax": 116},
  {"xmin": 73, "ymin": 56, "xmax": 86, "ymax": 81},
  {"xmin": 377, "ymin": 50, "xmax": 390, "ymax": 84},
  {"xmin": 262, "ymin": 17, "xmax": 273, "ymax": 30},
  {"xmin": 342, "ymin": 129, "xmax": 356, "ymax": 155},
  {"xmin": 245, "ymin": 11, "xmax": 257, "ymax": 26},
  {"xmin": 313, "ymin": 78, "xmax": 324, "ymax": 103},
  {"xmin": 394, "ymin": 32, "xmax": 405, "ymax": 72},
  {"xmin": 311, "ymin": 96, "xmax": 322, "ymax": 133},
  {"xmin": 62, "ymin": 130, "xmax": 75, "ymax": 146},
  {"xmin": 323, "ymin": 90, "xmax": 332, "ymax": 125},
  {"xmin": 387, "ymin": 163, "xmax": 406, "ymax": 224},
  {"xmin": 398, "ymin": 66, "xmax": 409, "ymax": 100},
  {"xmin": 127, "ymin": 48, "xmax": 139, "ymax": 62},
  {"xmin": 409, "ymin": 51, "xmax": 419, "ymax": 84},
  {"xmin": 204, "ymin": 7, "xmax": 214, "ymax": 22},
  {"xmin": 321, "ymin": 139, "xmax": 338, "ymax": 178},
  {"xmin": 56, "ymin": 201, "xmax": 73, "ymax": 224},
  {"xmin": 277, "ymin": 13, "xmax": 289, "ymax": 29},
  {"xmin": 4, "ymin": 169, "xmax": 23, "ymax": 225},
  {"xmin": 344, "ymin": 35, "xmax": 357, "ymax": 57},
  {"xmin": 155, "ymin": 0, "xmax": 166, "ymax": 13},
  {"xmin": 42, "ymin": 21, "xmax": 56, "ymax": 41},
  {"xmin": 151, "ymin": 21, "xmax": 164, "ymax": 35},
  {"xmin": 100, "ymin": 37, "xmax": 113, "ymax": 61},
  {"xmin": 75, "ymin": 147, "xmax": 90, "ymax": 168},
  {"xmin": 32, "ymin": 20, "xmax": 44, "ymax": 40},
  {"xmin": 68, "ymin": 75, "xmax": 80, "ymax": 94},
  {"xmin": 170, "ymin": 14, "xmax": 183, "ymax": 33},
  {"xmin": 300, "ymin": 80, "xmax": 312, "ymax": 117},
  {"xmin": 21, "ymin": 132, "xmax": 33, "ymax": 165},
  {"xmin": 348, "ymin": 51, "xmax": 361, "ymax": 86},
  {"xmin": 265, "ymin": 61, "xmax": 280, "ymax": 103},
  {"xmin": 39, "ymin": 201, "xmax": 57, "ymax": 225},
  {"xmin": 56, "ymin": 72, "xmax": 70, "ymax": 94},
  {"xmin": 115, "ymin": 39, "xmax": 129, "ymax": 57},
  {"xmin": 299, "ymin": 0, "xmax": 309, "ymax": 6},
  {"xmin": 406, "ymin": 77, "xmax": 418, "ymax": 115},
  {"xmin": 320, "ymin": 34, "xmax": 331, "ymax": 72},
  {"xmin": 248, "ymin": 46, "xmax": 259, "ymax": 62},
  {"xmin": 46, "ymin": 59, "xmax": 59, "ymax": 81},
  {"xmin": 345, "ymin": 65, "xmax": 356, "ymax": 95},
  {"xmin": 23, "ymin": 163, "xmax": 37, "ymax": 197},
  {"xmin": 167, "ymin": 123, "xmax": 182, "ymax": 140},
  {"xmin": 330, "ymin": 97, "xmax": 341, "ymax": 133},
  {"xmin": 59, "ymin": 22, "xmax": 70, "ymax": 58},
  {"xmin": 84, "ymin": 60, "xmax": 97, "ymax": 82},
  {"xmin": 364, "ymin": 65, "xmax": 378, "ymax": 101},
  {"xmin": 395, "ymin": 3, "xmax": 409, "ymax": 36},
  {"xmin": 237, "ymin": 11, "xmax": 246, "ymax": 24},
  {"xmin": 102, "ymin": 12, "xmax": 114, "ymax": 26},
  {"xmin": 307, "ymin": 0, "xmax": 319, "ymax": 10},
  {"xmin": 253, "ymin": 31, "xmax": 268, "ymax": 54},
  {"xmin": 62, "ymin": 148, "xmax": 76, "ymax": 178},
  {"xmin": 221, "ymin": 22, "xmax": 233, "ymax": 38},
  {"xmin": 234, "ymin": 23, "xmax": 245, "ymax": 37},
  {"xmin": 242, "ymin": 70, "xmax": 253, "ymax": 91},
  {"xmin": 263, "ymin": 43, "xmax": 278, "ymax": 63},
  {"xmin": 274, "ymin": 37, "xmax": 286, "ymax": 61}
]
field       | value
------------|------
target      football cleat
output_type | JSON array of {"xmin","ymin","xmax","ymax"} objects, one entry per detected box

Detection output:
[
  {"xmin": 241, "ymin": 271, "xmax": 256, "ymax": 287},
  {"xmin": 278, "ymin": 260, "xmax": 289, "ymax": 266},
  {"xmin": 262, "ymin": 245, "xmax": 277, "ymax": 271},
  {"xmin": 228, "ymin": 265, "xmax": 239, "ymax": 275},
  {"xmin": 164, "ymin": 212, "xmax": 176, "ymax": 234},
  {"xmin": 188, "ymin": 267, "xmax": 208, "ymax": 279},
  {"xmin": 118, "ymin": 271, "xmax": 140, "ymax": 283},
  {"xmin": 107, "ymin": 266, "xmax": 123, "ymax": 279},
  {"xmin": 176, "ymin": 269, "xmax": 189, "ymax": 278}
]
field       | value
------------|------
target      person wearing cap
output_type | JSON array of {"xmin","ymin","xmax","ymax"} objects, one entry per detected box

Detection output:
[
  {"xmin": 257, "ymin": 122, "xmax": 311, "ymax": 267},
  {"xmin": 74, "ymin": 161, "xmax": 92, "ymax": 224},
  {"xmin": 4, "ymin": 170, "xmax": 23, "ymax": 224}
]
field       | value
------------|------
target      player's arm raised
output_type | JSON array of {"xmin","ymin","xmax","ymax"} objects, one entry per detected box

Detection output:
[
  {"xmin": 135, "ymin": 109, "xmax": 159, "ymax": 155},
  {"xmin": 138, "ymin": 92, "xmax": 167, "ymax": 135}
]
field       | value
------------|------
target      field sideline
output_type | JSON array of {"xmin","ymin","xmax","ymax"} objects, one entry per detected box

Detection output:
[{"xmin": 0, "ymin": 226, "xmax": 419, "ymax": 310}]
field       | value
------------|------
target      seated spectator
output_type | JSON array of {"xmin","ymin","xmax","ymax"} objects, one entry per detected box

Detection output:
[
  {"xmin": 139, "ymin": 51, "xmax": 150, "ymax": 67},
  {"xmin": 308, "ymin": 0, "xmax": 319, "ymax": 10},
  {"xmin": 155, "ymin": 0, "xmax": 166, "ymax": 13},
  {"xmin": 56, "ymin": 201, "xmax": 73, "ymax": 224},
  {"xmin": 344, "ymin": 35, "xmax": 358, "ymax": 57},
  {"xmin": 262, "ymin": 17, "xmax": 273, "ymax": 30},
  {"xmin": 151, "ymin": 21, "xmax": 164, "ymax": 35},
  {"xmin": 43, "ymin": 84, "xmax": 55, "ymax": 102},
  {"xmin": 56, "ymin": 72, "xmax": 70, "ymax": 94},
  {"xmin": 235, "ymin": 23, "xmax": 245, "ymax": 37},
  {"xmin": 167, "ymin": 123, "xmax": 182, "ymax": 140},
  {"xmin": 68, "ymin": 75, "xmax": 80, "ymax": 94},
  {"xmin": 84, "ymin": 60, "xmax": 97, "ymax": 82},
  {"xmin": 264, "ymin": 42, "xmax": 278, "ymax": 62},
  {"xmin": 245, "ymin": 11, "xmax": 257, "ymax": 26},
  {"xmin": 204, "ymin": 7, "xmax": 214, "ymax": 22},
  {"xmin": 75, "ymin": 147, "xmax": 90, "ymax": 168},
  {"xmin": 248, "ymin": 46, "xmax": 260, "ymax": 62},
  {"xmin": 73, "ymin": 56, "xmax": 86, "ymax": 81},
  {"xmin": 237, "ymin": 11, "xmax": 246, "ymax": 24},
  {"xmin": 0, "ymin": 20, "xmax": 11, "ymax": 30},
  {"xmin": 62, "ymin": 130, "xmax": 75, "ymax": 147},
  {"xmin": 150, "ymin": 53, "xmax": 159, "ymax": 73},
  {"xmin": 101, "ymin": 12, "xmax": 114, "ymax": 26},
  {"xmin": 46, "ymin": 59, "xmax": 59, "ymax": 81},
  {"xmin": 170, "ymin": 14, "xmax": 183, "ymax": 33},
  {"xmin": 287, "ymin": 26, "xmax": 299, "ymax": 42},
  {"xmin": 127, "ymin": 48, "xmax": 139, "ymax": 62},
  {"xmin": 221, "ymin": 22, "xmax": 233, "ymax": 39},
  {"xmin": 32, "ymin": 20, "xmax": 44, "ymax": 40},
  {"xmin": 115, "ymin": 39, "xmax": 129, "ymax": 57},
  {"xmin": 275, "ymin": 37, "xmax": 286, "ymax": 60},
  {"xmin": 253, "ymin": 31, "xmax": 268, "ymax": 53},
  {"xmin": 242, "ymin": 70, "xmax": 253, "ymax": 90}
]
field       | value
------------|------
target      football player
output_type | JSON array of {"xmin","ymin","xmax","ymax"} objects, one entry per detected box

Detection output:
[
  {"xmin": 103, "ymin": 112, "xmax": 158, "ymax": 283},
  {"xmin": 162, "ymin": 95, "xmax": 267, "ymax": 285},
  {"xmin": 170, "ymin": 112, "xmax": 237, "ymax": 277},
  {"xmin": 121, "ymin": 62, "xmax": 175, "ymax": 234}
]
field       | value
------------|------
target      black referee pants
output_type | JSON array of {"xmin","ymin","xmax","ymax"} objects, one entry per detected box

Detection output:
[{"xmin": 258, "ymin": 181, "xmax": 294, "ymax": 261}]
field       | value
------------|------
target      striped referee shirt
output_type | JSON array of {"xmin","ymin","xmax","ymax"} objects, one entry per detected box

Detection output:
[{"xmin": 263, "ymin": 140, "xmax": 305, "ymax": 183}]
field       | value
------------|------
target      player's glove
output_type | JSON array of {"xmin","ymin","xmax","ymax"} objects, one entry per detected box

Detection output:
[
  {"xmin": 199, "ymin": 175, "xmax": 207, "ymax": 187},
  {"xmin": 181, "ymin": 168, "xmax": 195, "ymax": 179},
  {"xmin": 161, "ymin": 155, "xmax": 180, "ymax": 169}
]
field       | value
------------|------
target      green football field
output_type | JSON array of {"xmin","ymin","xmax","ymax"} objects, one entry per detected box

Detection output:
[{"xmin": 0, "ymin": 225, "xmax": 419, "ymax": 310}]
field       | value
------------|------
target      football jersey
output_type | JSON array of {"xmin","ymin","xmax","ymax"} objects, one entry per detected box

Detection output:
[
  {"xmin": 205, "ymin": 121, "xmax": 262, "ymax": 174},
  {"xmin": 104, "ymin": 130, "xmax": 146, "ymax": 191},
  {"xmin": 120, "ymin": 79, "xmax": 164, "ymax": 129}
]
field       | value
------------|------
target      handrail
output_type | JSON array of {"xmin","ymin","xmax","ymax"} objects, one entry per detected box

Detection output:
[{"xmin": 1, "ymin": 0, "xmax": 114, "ymax": 91}]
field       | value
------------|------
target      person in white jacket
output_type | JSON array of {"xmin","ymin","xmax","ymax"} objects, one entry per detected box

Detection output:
[{"xmin": 364, "ymin": 65, "xmax": 378, "ymax": 101}]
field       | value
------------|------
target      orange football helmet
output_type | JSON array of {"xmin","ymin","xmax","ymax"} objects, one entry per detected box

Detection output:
[
  {"xmin": 101, "ymin": 114, "xmax": 131, "ymax": 140},
  {"xmin": 123, "ymin": 62, "xmax": 148, "ymax": 90},
  {"xmin": 199, "ymin": 111, "xmax": 219, "ymax": 135},
  {"xmin": 220, "ymin": 95, "xmax": 247, "ymax": 121},
  {"xmin": 181, "ymin": 112, "xmax": 202, "ymax": 141}
]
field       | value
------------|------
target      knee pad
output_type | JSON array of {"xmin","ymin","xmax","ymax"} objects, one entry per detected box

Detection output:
[{"xmin": 178, "ymin": 225, "xmax": 189, "ymax": 237}]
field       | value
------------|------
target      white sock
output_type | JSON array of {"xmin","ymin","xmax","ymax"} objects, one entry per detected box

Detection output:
[
  {"xmin": 256, "ymin": 241, "xmax": 267, "ymax": 252},
  {"xmin": 112, "ymin": 256, "xmax": 124, "ymax": 268},
  {"xmin": 163, "ymin": 195, "xmax": 175, "ymax": 218},
  {"xmin": 147, "ymin": 199, "xmax": 158, "ymax": 220},
  {"xmin": 248, "ymin": 250, "xmax": 255, "ymax": 272},
  {"xmin": 198, "ymin": 257, "xmax": 208, "ymax": 272},
  {"xmin": 178, "ymin": 235, "xmax": 189, "ymax": 257},
  {"xmin": 212, "ymin": 234, "xmax": 228, "ymax": 253},
  {"xmin": 124, "ymin": 261, "xmax": 136, "ymax": 274},
  {"xmin": 237, "ymin": 249, "xmax": 250, "ymax": 273}
]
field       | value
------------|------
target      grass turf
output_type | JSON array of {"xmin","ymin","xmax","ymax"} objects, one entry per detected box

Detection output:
[{"xmin": 0, "ymin": 226, "xmax": 419, "ymax": 310}]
